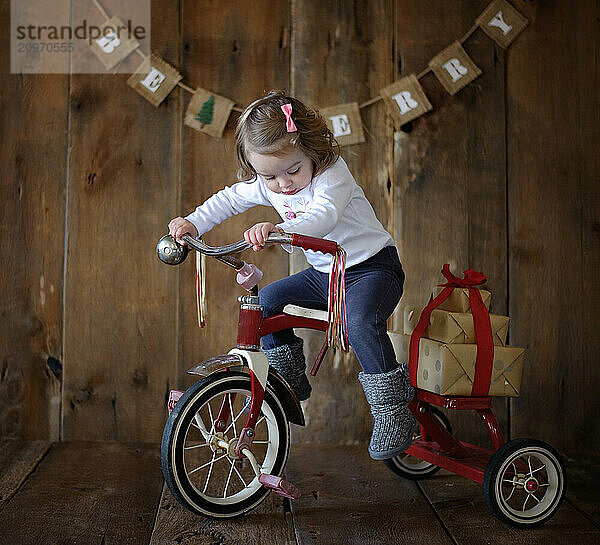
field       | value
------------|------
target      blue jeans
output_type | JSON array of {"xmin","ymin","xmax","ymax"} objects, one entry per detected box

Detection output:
[{"xmin": 259, "ymin": 246, "xmax": 405, "ymax": 374}]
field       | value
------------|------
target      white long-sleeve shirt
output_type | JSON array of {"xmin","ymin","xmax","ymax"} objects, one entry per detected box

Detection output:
[{"xmin": 185, "ymin": 157, "xmax": 395, "ymax": 272}]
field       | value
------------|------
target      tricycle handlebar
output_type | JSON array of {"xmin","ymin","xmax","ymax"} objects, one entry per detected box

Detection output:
[
  {"xmin": 180, "ymin": 232, "xmax": 294, "ymax": 256},
  {"xmin": 156, "ymin": 231, "xmax": 340, "ymax": 267}
]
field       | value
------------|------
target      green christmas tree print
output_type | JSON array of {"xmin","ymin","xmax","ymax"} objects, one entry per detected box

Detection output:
[{"xmin": 195, "ymin": 95, "xmax": 215, "ymax": 126}]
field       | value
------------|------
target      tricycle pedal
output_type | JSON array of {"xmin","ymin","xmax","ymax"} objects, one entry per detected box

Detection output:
[{"xmin": 258, "ymin": 474, "xmax": 301, "ymax": 500}]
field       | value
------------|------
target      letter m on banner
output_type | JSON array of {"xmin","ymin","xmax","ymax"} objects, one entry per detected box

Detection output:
[{"xmin": 380, "ymin": 75, "xmax": 433, "ymax": 127}]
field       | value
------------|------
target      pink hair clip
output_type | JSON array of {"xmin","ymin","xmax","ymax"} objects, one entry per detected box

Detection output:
[{"xmin": 281, "ymin": 103, "xmax": 297, "ymax": 133}]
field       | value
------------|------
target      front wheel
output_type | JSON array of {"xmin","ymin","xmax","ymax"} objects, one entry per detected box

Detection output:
[
  {"xmin": 482, "ymin": 438, "xmax": 566, "ymax": 528},
  {"xmin": 161, "ymin": 371, "xmax": 290, "ymax": 518}
]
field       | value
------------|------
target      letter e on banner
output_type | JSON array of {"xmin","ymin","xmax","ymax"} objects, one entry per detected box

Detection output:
[
  {"xmin": 330, "ymin": 115, "xmax": 352, "ymax": 137},
  {"xmin": 380, "ymin": 75, "xmax": 433, "ymax": 127},
  {"xmin": 429, "ymin": 42, "xmax": 481, "ymax": 96},
  {"xmin": 127, "ymin": 53, "xmax": 182, "ymax": 107},
  {"xmin": 320, "ymin": 103, "xmax": 365, "ymax": 146},
  {"xmin": 141, "ymin": 68, "xmax": 166, "ymax": 93},
  {"xmin": 476, "ymin": 0, "xmax": 529, "ymax": 49},
  {"xmin": 89, "ymin": 16, "xmax": 139, "ymax": 71}
]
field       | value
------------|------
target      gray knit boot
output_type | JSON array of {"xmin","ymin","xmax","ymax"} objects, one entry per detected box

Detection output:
[
  {"xmin": 263, "ymin": 339, "xmax": 311, "ymax": 401},
  {"xmin": 358, "ymin": 363, "xmax": 416, "ymax": 460}
]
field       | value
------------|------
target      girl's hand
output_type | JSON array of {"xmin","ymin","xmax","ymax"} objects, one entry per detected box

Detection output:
[
  {"xmin": 244, "ymin": 222, "xmax": 278, "ymax": 252},
  {"xmin": 168, "ymin": 217, "xmax": 199, "ymax": 245}
]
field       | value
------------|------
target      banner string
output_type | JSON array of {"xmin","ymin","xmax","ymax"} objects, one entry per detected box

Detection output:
[
  {"xmin": 459, "ymin": 24, "xmax": 479, "ymax": 44},
  {"xmin": 92, "ymin": 0, "xmax": 109, "ymax": 20},
  {"xmin": 90, "ymin": 0, "xmax": 525, "ymax": 131},
  {"xmin": 416, "ymin": 67, "xmax": 432, "ymax": 80}
]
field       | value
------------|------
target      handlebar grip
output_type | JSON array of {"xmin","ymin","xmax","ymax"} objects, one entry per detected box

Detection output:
[{"xmin": 291, "ymin": 234, "xmax": 338, "ymax": 255}]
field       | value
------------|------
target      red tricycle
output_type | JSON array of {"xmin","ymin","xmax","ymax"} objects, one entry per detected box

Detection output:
[{"xmin": 156, "ymin": 232, "xmax": 566, "ymax": 527}]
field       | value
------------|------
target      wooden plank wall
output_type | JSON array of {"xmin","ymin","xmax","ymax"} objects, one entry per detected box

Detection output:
[
  {"xmin": 62, "ymin": 0, "xmax": 181, "ymax": 441},
  {"xmin": 1, "ymin": 1, "xmax": 598, "ymax": 457},
  {"xmin": 290, "ymin": 0, "xmax": 395, "ymax": 444},
  {"xmin": 395, "ymin": 0, "xmax": 508, "ymax": 446},
  {"xmin": 506, "ymin": 1, "xmax": 600, "ymax": 452},
  {"xmin": 0, "ymin": 0, "xmax": 65, "ymax": 440},
  {"xmin": 177, "ymin": 0, "xmax": 289, "ymax": 389}
]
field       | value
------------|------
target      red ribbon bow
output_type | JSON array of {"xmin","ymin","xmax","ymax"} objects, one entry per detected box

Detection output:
[
  {"xmin": 408, "ymin": 264, "xmax": 494, "ymax": 396},
  {"xmin": 439, "ymin": 263, "xmax": 487, "ymax": 288}
]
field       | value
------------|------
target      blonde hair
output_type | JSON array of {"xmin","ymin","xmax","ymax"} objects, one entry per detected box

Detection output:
[{"xmin": 235, "ymin": 90, "xmax": 340, "ymax": 181}]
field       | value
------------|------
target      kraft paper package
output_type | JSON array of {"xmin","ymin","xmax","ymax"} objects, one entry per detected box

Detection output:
[{"xmin": 404, "ymin": 306, "xmax": 510, "ymax": 346}]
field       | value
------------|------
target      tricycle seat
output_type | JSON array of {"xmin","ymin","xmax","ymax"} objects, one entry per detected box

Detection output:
[{"xmin": 283, "ymin": 304, "xmax": 328, "ymax": 322}]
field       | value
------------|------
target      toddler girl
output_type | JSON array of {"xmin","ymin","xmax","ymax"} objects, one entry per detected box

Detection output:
[{"xmin": 169, "ymin": 90, "xmax": 415, "ymax": 460}]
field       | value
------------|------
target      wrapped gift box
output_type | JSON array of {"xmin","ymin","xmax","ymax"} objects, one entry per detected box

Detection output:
[
  {"xmin": 416, "ymin": 337, "xmax": 524, "ymax": 396},
  {"xmin": 433, "ymin": 286, "xmax": 491, "ymax": 313},
  {"xmin": 389, "ymin": 332, "xmax": 411, "ymax": 363},
  {"xmin": 404, "ymin": 306, "xmax": 509, "ymax": 346}
]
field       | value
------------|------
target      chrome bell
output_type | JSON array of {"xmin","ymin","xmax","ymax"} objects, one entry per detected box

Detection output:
[{"xmin": 157, "ymin": 234, "xmax": 190, "ymax": 265}]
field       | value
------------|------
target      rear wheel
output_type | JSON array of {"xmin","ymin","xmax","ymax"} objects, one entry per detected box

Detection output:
[
  {"xmin": 483, "ymin": 438, "xmax": 566, "ymax": 527},
  {"xmin": 161, "ymin": 371, "xmax": 289, "ymax": 518},
  {"xmin": 384, "ymin": 407, "xmax": 452, "ymax": 480}
]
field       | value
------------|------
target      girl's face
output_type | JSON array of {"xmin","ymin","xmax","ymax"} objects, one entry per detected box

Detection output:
[{"xmin": 248, "ymin": 146, "xmax": 314, "ymax": 196}]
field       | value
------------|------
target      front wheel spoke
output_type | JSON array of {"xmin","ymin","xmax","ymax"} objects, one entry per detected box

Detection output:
[
  {"xmin": 202, "ymin": 453, "xmax": 216, "ymax": 494},
  {"xmin": 232, "ymin": 463, "xmax": 248, "ymax": 487},
  {"xmin": 227, "ymin": 395, "xmax": 238, "ymax": 438},
  {"xmin": 190, "ymin": 452, "xmax": 228, "ymax": 476},
  {"xmin": 522, "ymin": 493, "xmax": 531, "ymax": 511},
  {"xmin": 255, "ymin": 415, "xmax": 266, "ymax": 427},
  {"xmin": 223, "ymin": 459, "xmax": 235, "ymax": 497},
  {"xmin": 252, "ymin": 440, "xmax": 271, "ymax": 444},
  {"xmin": 207, "ymin": 403, "xmax": 216, "ymax": 435},
  {"xmin": 184, "ymin": 442, "xmax": 209, "ymax": 450},
  {"xmin": 224, "ymin": 404, "xmax": 245, "ymax": 436},
  {"xmin": 527, "ymin": 456, "xmax": 533, "ymax": 475},
  {"xmin": 193, "ymin": 414, "xmax": 211, "ymax": 442},
  {"xmin": 530, "ymin": 492, "xmax": 542, "ymax": 503}
]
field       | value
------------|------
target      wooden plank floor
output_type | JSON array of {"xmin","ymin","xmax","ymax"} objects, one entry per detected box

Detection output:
[{"xmin": 0, "ymin": 440, "xmax": 598, "ymax": 544}]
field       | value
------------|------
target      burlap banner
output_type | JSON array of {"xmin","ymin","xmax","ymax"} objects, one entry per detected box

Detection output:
[{"xmin": 93, "ymin": 0, "xmax": 528, "ymax": 142}]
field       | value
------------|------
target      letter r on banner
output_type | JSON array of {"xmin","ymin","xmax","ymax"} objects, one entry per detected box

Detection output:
[
  {"xmin": 381, "ymin": 75, "xmax": 433, "ymax": 126},
  {"xmin": 442, "ymin": 58, "xmax": 469, "ymax": 83},
  {"xmin": 429, "ymin": 42, "xmax": 481, "ymax": 95},
  {"xmin": 392, "ymin": 91, "xmax": 419, "ymax": 115}
]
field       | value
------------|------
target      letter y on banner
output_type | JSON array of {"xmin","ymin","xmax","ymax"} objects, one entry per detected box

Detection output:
[{"xmin": 476, "ymin": 0, "xmax": 529, "ymax": 49}]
